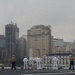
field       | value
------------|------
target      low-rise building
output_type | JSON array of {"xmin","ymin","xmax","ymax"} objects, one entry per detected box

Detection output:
[{"xmin": 42, "ymin": 53, "xmax": 71, "ymax": 69}]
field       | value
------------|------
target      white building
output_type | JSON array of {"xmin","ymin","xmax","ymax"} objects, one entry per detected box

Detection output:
[
  {"xmin": 52, "ymin": 38, "xmax": 64, "ymax": 53},
  {"xmin": 63, "ymin": 42, "xmax": 75, "ymax": 52},
  {"xmin": 27, "ymin": 25, "xmax": 52, "ymax": 57},
  {"xmin": 52, "ymin": 38, "xmax": 75, "ymax": 53},
  {"xmin": 42, "ymin": 53, "xmax": 71, "ymax": 69},
  {"xmin": 28, "ymin": 53, "xmax": 72, "ymax": 69}
]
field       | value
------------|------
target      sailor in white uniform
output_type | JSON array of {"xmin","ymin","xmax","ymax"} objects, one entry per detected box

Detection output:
[
  {"xmin": 52, "ymin": 56, "xmax": 59, "ymax": 70},
  {"xmin": 36, "ymin": 57, "xmax": 42, "ymax": 69},
  {"xmin": 23, "ymin": 57, "xmax": 28, "ymax": 69}
]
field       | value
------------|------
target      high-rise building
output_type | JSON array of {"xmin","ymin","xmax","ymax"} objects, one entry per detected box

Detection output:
[
  {"xmin": 5, "ymin": 22, "xmax": 19, "ymax": 58},
  {"xmin": 27, "ymin": 25, "xmax": 52, "ymax": 57},
  {"xmin": 17, "ymin": 36, "xmax": 26, "ymax": 58},
  {"xmin": 21, "ymin": 35, "xmax": 28, "ymax": 57},
  {"xmin": 0, "ymin": 35, "xmax": 6, "ymax": 60}
]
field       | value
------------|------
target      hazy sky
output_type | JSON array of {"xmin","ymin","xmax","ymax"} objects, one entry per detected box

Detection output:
[{"xmin": 0, "ymin": 0, "xmax": 75, "ymax": 42}]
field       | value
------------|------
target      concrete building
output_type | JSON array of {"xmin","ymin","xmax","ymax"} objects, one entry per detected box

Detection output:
[
  {"xmin": 52, "ymin": 38, "xmax": 64, "ymax": 53},
  {"xmin": 21, "ymin": 35, "xmax": 28, "ymax": 57},
  {"xmin": 28, "ymin": 53, "xmax": 71, "ymax": 69},
  {"xmin": 5, "ymin": 22, "xmax": 19, "ymax": 58},
  {"xmin": 63, "ymin": 42, "xmax": 75, "ymax": 53},
  {"xmin": 42, "ymin": 53, "xmax": 71, "ymax": 69},
  {"xmin": 52, "ymin": 38, "xmax": 75, "ymax": 53},
  {"xmin": 27, "ymin": 25, "xmax": 52, "ymax": 57},
  {"xmin": 17, "ymin": 36, "xmax": 26, "ymax": 58}
]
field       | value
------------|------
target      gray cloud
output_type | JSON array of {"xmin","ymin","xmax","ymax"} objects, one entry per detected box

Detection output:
[{"xmin": 0, "ymin": 0, "xmax": 75, "ymax": 42}]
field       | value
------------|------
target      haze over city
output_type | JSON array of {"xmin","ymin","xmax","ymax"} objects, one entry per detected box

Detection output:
[{"xmin": 0, "ymin": 0, "xmax": 75, "ymax": 42}]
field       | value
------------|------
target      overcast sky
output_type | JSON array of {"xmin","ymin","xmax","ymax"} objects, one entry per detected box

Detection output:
[{"xmin": 0, "ymin": 0, "xmax": 75, "ymax": 42}]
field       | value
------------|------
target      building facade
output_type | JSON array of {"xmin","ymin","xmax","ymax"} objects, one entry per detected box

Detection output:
[
  {"xmin": 17, "ymin": 36, "xmax": 26, "ymax": 58},
  {"xmin": 63, "ymin": 42, "xmax": 75, "ymax": 53},
  {"xmin": 52, "ymin": 38, "xmax": 64, "ymax": 53},
  {"xmin": 27, "ymin": 25, "xmax": 52, "ymax": 57},
  {"xmin": 42, "ymin": 53, "xmax": 71, "ymax": 69},
  {"xmin": 52, "ymin": 38, "xmax": 75, "ymax": 53},
  {"xmin": 0, "ymin": 35, "xmax": 6, "ymax": 62},
  {"xmin": 29, "ymin": 53, "xmax": 71, "ymax": 69},
  {"xmin": 5, "ymin": 22, "xmax": 19, "ymax": 58},
  {"xmin": 21, "ymin": 35, "xmax": 28, "ymax": 57}
]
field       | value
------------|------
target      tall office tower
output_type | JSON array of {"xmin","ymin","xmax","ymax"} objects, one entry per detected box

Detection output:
[
  {"xmin": 5, "ymin": 22, "xmax": 19, "ymax": 58},
  {"xmin": 21, "ymin": 35, "xmax": 28, "ymax": 57},
  {"xmin": 27, "ymin": 25, "xmax": 52, "ymax": 57},
  {"xmin": 17, "ymin": 36, "xmax": 26, "ymax": 58}
]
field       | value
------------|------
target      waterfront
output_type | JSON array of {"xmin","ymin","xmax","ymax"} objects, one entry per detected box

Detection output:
[{"xmin": 0, "ymin": 69, "xmax": 75, "ymax": 75}]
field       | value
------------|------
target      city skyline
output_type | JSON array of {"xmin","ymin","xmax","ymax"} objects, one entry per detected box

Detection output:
[{"xmin": 0, "ymin": 0, "xmax": 75, "ymax": 42}]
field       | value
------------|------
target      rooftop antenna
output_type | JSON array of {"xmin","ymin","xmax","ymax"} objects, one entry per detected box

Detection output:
[{"xmin": 10, "ymin": 21, "xmax": 14, "ymax": 25}]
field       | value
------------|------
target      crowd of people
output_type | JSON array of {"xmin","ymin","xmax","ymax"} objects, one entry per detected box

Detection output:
[{"xmin": 9, "ymin": 55, "xmax": 75, "ymax": 70}]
